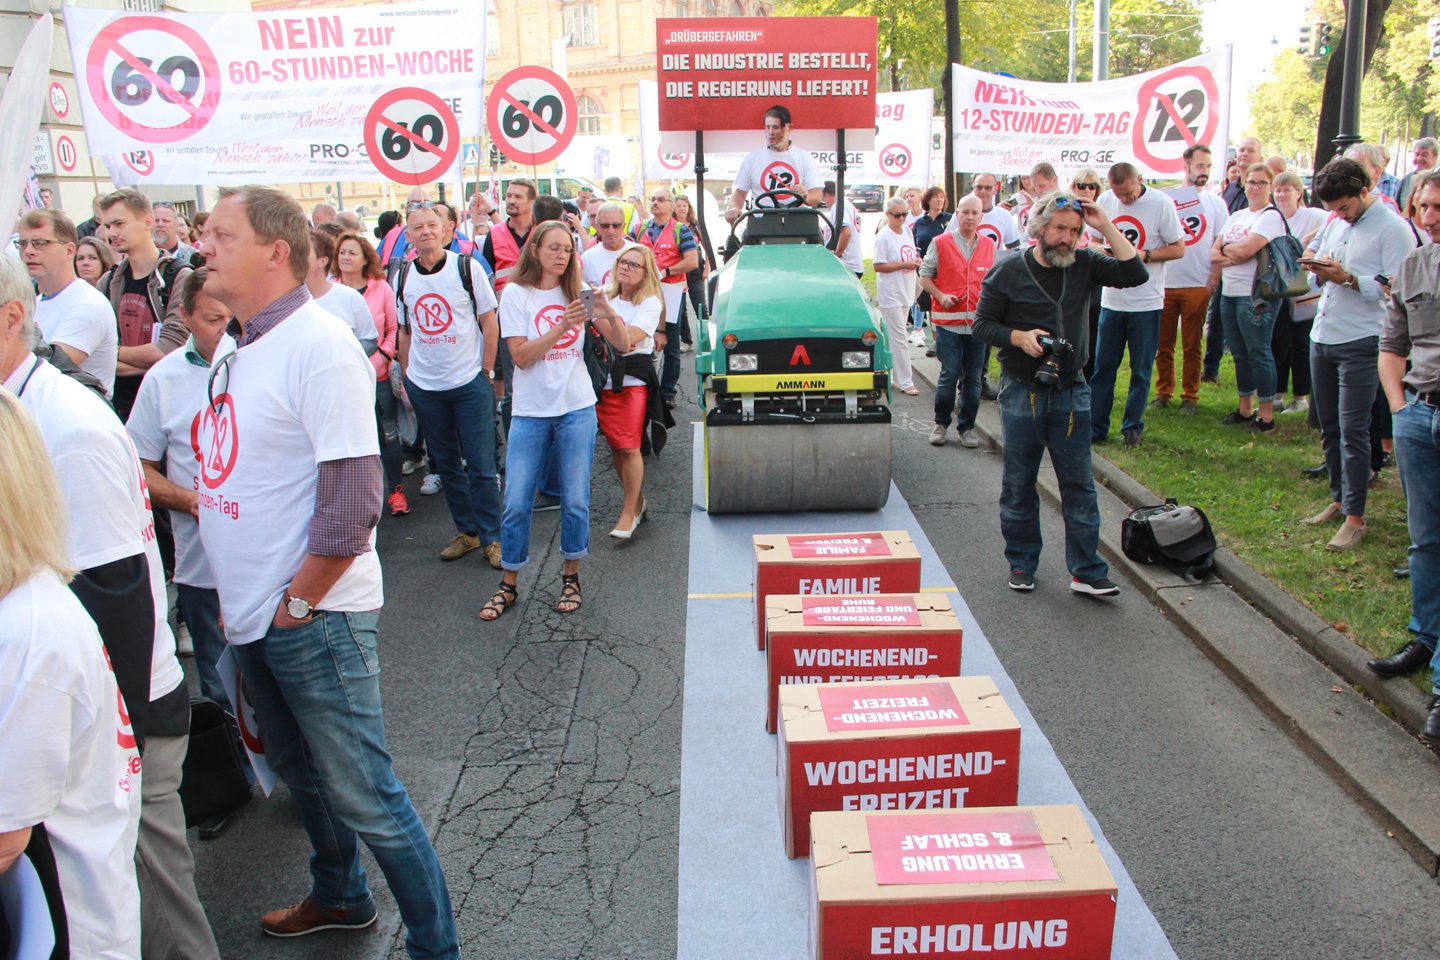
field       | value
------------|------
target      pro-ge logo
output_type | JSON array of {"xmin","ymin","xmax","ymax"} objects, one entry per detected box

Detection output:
[
  {"xmin": 414, "ymin": 293, "xmax": 453, "ymax": 336},
  {"xmin": 194, "ymin": 394, "xmax": 239, "ymax": 489},
  {"xmin": 534, "ymin": 303, "xmax": 579, "ymax": 349}
]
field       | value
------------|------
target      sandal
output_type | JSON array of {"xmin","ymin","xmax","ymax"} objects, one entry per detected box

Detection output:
[
  {"xmin": 555, "ymin": 573, "xmax": 582, "ymax": 614},
  {"xmin": 479, "ymin": 580, "xmax": 518, "ymax": 621}
]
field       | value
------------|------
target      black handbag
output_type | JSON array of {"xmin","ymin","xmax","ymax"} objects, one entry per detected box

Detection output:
[
  {"xmin": 179, "ymin": 697, "xmax": 253, "ymax": 827},
  {"xmin": 582, "ymin": 323, "xmax": 624, "ymax": 400}
]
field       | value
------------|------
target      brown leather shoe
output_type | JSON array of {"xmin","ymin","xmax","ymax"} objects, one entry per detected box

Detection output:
[
  {"xmin": 482, "ymin": 541, "xmax": 502, "ymax": 570},
  {"xmin": 440, "ymin": 533, "xmax": 481, "ymax": 561},
  {"xmin": 261, "ymin": 896, "xmax": 377, "ymax": 938}
]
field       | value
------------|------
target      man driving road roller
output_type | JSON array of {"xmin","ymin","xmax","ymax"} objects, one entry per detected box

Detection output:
[{"xmin": 725, "ymin": 105, "xmax": 823, "ymax": 223}]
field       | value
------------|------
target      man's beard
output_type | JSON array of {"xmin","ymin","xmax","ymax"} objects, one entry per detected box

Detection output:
[
  {"xmin": 1039, "ymin": 238, "xmax": 1076, "ymax": 268},
  {"xmin": 1191, "ymin": 174, "xmax": 1209, "ymax": 188}
]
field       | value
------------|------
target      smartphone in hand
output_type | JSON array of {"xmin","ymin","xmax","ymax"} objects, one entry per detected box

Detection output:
[{"xmin": 579, "ymin": 287, "xmax": 595, "ymax": 320}]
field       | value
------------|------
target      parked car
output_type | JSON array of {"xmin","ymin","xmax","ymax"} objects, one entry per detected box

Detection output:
[{"xmin": 845, "ymin": 184, "xmax": 885, "ymax": 211}]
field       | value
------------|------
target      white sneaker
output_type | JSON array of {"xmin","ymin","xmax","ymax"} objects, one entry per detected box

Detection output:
[
  {"xmin": 420, "ymin": 473, "xmax": 444, "ymax": 495},
  {"xmin": 175, "ymin": 622, "xmax": 194, "ymax": 657},
  {"xmin": 908, "ymin": 332, "xmax": 926, "ymax": 347},
  {"xmin": 929, "ymin": 424, "xmax": 946, "ymax": 446},
  {"xmin": 402, "ymin": 455, "xmax": 427, "ymax": 476},
  {"xmin": 959, "ymin": 430, "xmax": 980, "ymax": 448},
  {"xmin": 1279, "ymin": 398, "xmax": 1309, "ymax": 415}
]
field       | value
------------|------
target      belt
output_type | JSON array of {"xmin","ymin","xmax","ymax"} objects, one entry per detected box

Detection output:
[{"xmin": 1420, "ymin": 392, "xmax": 1440, "ymax": 407}]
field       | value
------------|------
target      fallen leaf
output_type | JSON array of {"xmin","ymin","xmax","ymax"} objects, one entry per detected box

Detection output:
[
  {"xmin": 1335, "ymin": 622, "xmax": 1349, "ymax": 633},
  {"xmin": 1330, "ymin": 686, "xmax": 1345, "ymax": 693}
]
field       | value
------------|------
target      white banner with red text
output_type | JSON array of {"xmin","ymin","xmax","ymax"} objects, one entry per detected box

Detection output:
[
  {"xmin": 950, "ymin": 48, "xmax": 1232, "ymax": 180},
  {"xmin": 64, "ymin": 0, "xmax": 484, "ymax": 185}
]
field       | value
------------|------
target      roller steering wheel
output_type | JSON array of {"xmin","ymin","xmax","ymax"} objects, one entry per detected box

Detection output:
[{"xmin": 751, "ymin": 186, "xmax": 808, "ymax": 210}]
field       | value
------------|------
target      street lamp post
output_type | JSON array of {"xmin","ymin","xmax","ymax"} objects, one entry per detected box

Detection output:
[
  {"xmin": 1333, "ymin": 0, "xmax": 1366, "ymax": 152},
  {"xmin": 1093, "ymin": 0, "xmax": 1110, "ymax": 81}
]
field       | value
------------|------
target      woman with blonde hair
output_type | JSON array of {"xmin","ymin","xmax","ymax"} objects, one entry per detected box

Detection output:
[
  {"xmin": 481, "ymin": 221, "xmax": 628, "ymax": 620},
  {"xmin": 0, "ymin": 390, "xmax": 143, "ymax": 958},
  {"xmin": 597, "ymin": 242, "xmax": 664, "ymax": 538}
]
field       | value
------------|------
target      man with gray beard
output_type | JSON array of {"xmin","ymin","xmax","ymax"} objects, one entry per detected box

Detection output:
[{"xmin": 972, "ymin": 193, "xmax": 1147, "ymax": 597}]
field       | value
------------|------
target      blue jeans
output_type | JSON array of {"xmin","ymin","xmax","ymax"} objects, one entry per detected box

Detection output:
[
  {"xmin": 500, "ymin": 406, "xmax": 597, "ymax": 569},
  {"xmin": 1393, "ymin": 397, "xmax": 1440, "ymax": 692},
  {"xmin": 1090, "ymin": 307, "xmax": 1161, "ymax": 439},
  {"xmin": 175, "ymin": 584, "xmax": 226, "ymax": 706},
  {"xmin": 1203, "ymin": 294, "xmax": 1226, "ymax": 378},
  {"xmin": 997, "ymin": 375, "xmax": 1107, "ymax": 581},
  {"xmin": 375, "ymin": 380, "xmax": 403, "ymax": 490},
  {"xmin": 933, "ymin": 326, "xmax": 986, "ymax": 431},
  {"xmin": 660, "ymin": 321, "xmax": 681, "ymax": 399},
  {"xmin": 231, "ymin": 612, "xmax": 458, "ymax": 959},
  {"xmin": 404, "ymin": 372, "xmax": 502, "ymax": 542},
  {"xmin": 1219, "ymin": 295, "xmax": 1279, "ymax": 402}
]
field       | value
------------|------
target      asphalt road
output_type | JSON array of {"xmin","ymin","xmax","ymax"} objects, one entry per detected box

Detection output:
[{"xmin": 188, "ymin": 365, "xmax": 1440, "ymax": 960}]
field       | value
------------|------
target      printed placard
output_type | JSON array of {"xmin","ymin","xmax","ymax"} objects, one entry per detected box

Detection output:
[
  {"xmin": 866, "ymin": 811, "xmax": 1057, "ymax": 885},
  {"xmin": 787, "ymin": 532, "xmax": 892, "ymax": 559},
  {"xmin": 818, "ymin": 681, "xmax": 969, "ymax": 732},
  {"xmin": 802, "ymin": 596, "xmax": 921, "ymax": 628}
]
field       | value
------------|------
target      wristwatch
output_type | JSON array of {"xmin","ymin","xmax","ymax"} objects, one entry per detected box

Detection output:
[
  {"xmin": 285, "ymin": 592, "xmax": 315, "ymax": 621},
  {"xmin": 485, "ymin": 368, "xmax": 499, "ymax": 380}
]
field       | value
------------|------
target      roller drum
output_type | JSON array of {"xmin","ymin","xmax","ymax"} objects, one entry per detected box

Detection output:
[{"xmin": 705, "ymin": 422, "xmax": 892, "ymax": 514}]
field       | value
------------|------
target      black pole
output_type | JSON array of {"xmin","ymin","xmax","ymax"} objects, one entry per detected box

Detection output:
[
  {"xmin": 1333, "ymin": 0, "xmax": 1367, "ymax": 153},
  {"xmin": 943, "ymin": 0, "xmax": 960, "ymax": 208},
  {"xmin": 692, "ymin": 131, "xmax": 717, "ymax": 282},
  {"xmin": 829, "ymin": 128, "xmax": 847, "ymax": 252}
]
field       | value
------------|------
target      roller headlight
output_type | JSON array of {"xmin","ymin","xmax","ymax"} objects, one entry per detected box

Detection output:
[
  {"xmin": 842, "ymin": 351, "xmax": 871, "ymax": 369},
  {"xmin": 728, "ymin": 353, "xmax": 759, "ymax": 372}
]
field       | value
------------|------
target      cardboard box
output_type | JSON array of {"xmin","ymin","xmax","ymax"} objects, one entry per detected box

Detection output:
[
  {"xmin": 753, "ymin": 531, "xmax": 923, "ymax": 651},
  {"xmin": 810, "ymin": 806, "xmax": 1118, "ymax": 959},
  {"xmin": 765, "ymin": 594, "xmax": 962, "ymax": 733},
  {"xmin": 778, "ymin": 677, "xmax": 1021, "ymax": 858}
]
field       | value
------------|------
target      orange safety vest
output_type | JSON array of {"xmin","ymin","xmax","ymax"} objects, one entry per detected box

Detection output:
[
  {"xmin": 637, "ymin": 219, "xmax": 687, "ymax": 284},
  {"xmin": 489, "ymin": 222, "xmax": 527, "ymax": 292},
  {"xmin": 931, "ymin": 232, "xmax": 996, "ymax": 325}
]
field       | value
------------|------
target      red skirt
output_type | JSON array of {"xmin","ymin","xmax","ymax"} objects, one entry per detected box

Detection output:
[{"xmin": 596, "ymin": 384, "xmax": 648, "ymax": 449}]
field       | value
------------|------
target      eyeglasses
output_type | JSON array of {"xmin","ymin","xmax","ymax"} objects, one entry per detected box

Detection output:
[
  {"xmin": 888, "ymin": 212, "xmax": 906, "ymax": 218},
  {"xmin": 650, "ymin": 197, "xmax": 672, "ymax": 204},
  {"xmin": 1243, "ymin": 180, "xmax": 1270, "ymax": 187},
  {"xmin": 1074, "ymin": 182, "xmax": 1101, "ymax": 191},
  {"xmin": 596, "ymin": 221, "xmax": 625, "ymax": 229},
  {"xmin": 16, "ymin": 238, "xmax": 59, "ymax": 250},
  {"xmin": 616, "ymin": 258, "xmax": 645, "ymax": 269}
]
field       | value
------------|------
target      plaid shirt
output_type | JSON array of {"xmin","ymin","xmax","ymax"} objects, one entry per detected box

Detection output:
[{"xmin": 240, "ymin": 285, "xmax": 381, "ymax": 557}]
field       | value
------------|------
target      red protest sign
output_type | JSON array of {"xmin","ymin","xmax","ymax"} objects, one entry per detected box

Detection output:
[
  {"xmin": 487, "ymin": 66, "xmax": 578, "ymax": 166},
  {"xmin": 801, "ymin": 596, "xmax": 922, "ymax": 628},
  {"xmin": 818, "ymin": 681, "xmax": 970, "ymax": 733},
  {"xmin": 1133, "ymin": 63, "xmax": 1220, "ymax": 175},
  {"xmin": 85, "ymin": 16, "xmax": 222, "ymax": 145},
  {"xmin": 122, "ymin": 150, "xmax": 155, "ymax": 177},
  {"xmin": 364, "ymin": 87, "xmax": 460, "ymax": 187},
  {"xmin": 655, "ymin": 17, "xmax": 876, "ymax": 133}
]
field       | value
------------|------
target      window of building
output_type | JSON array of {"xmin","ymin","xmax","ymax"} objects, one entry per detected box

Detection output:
[
  {"xmin": 577, "ymin": 95, "xmax": 603, "ymax": 135},
  {"xmin": 487, "ymin": 7, "xmax": 501, "ymax": 56},
  {"xmin": 703, "ymin": 0, "xmax": 719, "ymax": 16},
  {"xmin": 674, "ymin": 0, "xmax": 690, "ymax": 16},
  {"xmin": 565, "ymin": 2, "xmax": 598, "ymax": 47}
]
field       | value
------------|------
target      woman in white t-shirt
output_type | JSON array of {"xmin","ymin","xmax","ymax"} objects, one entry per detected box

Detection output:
[
  {"xmin": 0, "ymin": 391, "xmax": 143, "ymax": 958},
  {"xmin": 1211, "ymin": 162, "xmax": 1288, "ymax": 432},
  {"xmin": 482, "ymin": 222, "xmax": 628, "ymax": 621},
  {"xmin": 1270, "ymin": 171, "xmax": 1330, "ymax": 416},
  {"xmin": 596, "ymin": 243, "xmax": 663, "ymax": 540}
]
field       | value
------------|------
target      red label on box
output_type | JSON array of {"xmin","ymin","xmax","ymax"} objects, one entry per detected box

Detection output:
[
  {"xmin": 786, "ymin": 533, "xmax": 892, "ymax": 558},
  {"xmin": 866, "ymin": 811, "xmax": 1057, "ymax": 885},
  {"xmin": 821, "ymin": 894, "xmax": 1117, "ymax": 959},
  {"xmin": 818, "ymin": 682, "xmax": 968, "ymax": 732},
  {"xmin": 802, "ymin": 596, "xmax": 921, "ymax": 628}
]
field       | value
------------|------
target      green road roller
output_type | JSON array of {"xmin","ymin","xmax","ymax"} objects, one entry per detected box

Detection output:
[{"xmin": 695, "ymin": 188, "xmax": 893, "ymax": 514}]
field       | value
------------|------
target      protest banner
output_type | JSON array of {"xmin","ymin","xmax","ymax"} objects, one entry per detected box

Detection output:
[
  {"xmin": 655, "ymin": 17, "xmax": 877, "ymax": 154},
  {"xmin": 0, "ymin": 17, "xmax": 53, "ymax": 218},
  {"xmin": 950, "ymin": 48, "xmax": 1232, "ymax": 179},
  {"xmin": 64, "ymin": 0, "xmax": 484, "ymax": 184}
]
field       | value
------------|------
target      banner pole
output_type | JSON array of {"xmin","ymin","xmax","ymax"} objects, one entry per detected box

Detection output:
[{"xmin": 693, "ymin": 131, "xmax": 717, "ymax": 280}]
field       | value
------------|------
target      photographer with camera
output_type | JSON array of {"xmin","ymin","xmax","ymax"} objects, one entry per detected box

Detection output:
[{"xmin": 972, "ymin": 192, "xmax": 1148, "ymax": 596}]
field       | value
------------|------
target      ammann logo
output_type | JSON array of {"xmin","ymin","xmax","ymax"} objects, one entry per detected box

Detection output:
[{"xmin": 777, "ymin": 378, "xmax": 826, "ymax": 389}]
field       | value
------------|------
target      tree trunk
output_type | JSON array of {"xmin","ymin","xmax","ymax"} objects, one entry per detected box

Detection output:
[{"xmin": 1312, "ymin": 0, "xmax": 1392, "ymax": 171}]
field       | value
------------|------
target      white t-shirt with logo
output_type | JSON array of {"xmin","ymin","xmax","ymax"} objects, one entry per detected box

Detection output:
[
  {"xmin": 195, "ymin": 302, "xmax": 383, "ymax": 644},
  {"xmin": 821, "ymin": 203, "xmax": 865, "ymax": 274},
  {"xmin": 127, "ymin": 343, "xmax": 225, "ymax": 590},
  {"xmin": 1163, "ymin": 185, "xmax": 1229, "ymax": 290},
  {"xmin": 314, "ymin": 282, "xmax": 379, "ymax": 344},
  {"xmin": 582, "ymin": 243, "xmax": 626, "ymax": 289},
  {"xmin": 608, "ymin": 295, "xmax": 662, "ymax": 388},
  {"xmin": 973, "ymin": 205, "xmax": 1021, "ymax": 253},
  {"xmin": 0, "ymin": 569, "xmax": 142, "ymax": 960},
  {"xmin": 1094, "ymin": 186, "xmax": 1184, "ymax": 310},
  {"xmin": 872, "ymin": 225, "xmax": 920, "ymax": 308},
  {"xmin": 499, "ymin": 283, "xmax": 596, "ymax": 418},
  {"xmin": 734, "ymin": 144, "xmax": 823, "ymax": 200},
  {"xmin": 10, "ymin": 358, "xmax": 183, "ymax": 703},
  {"xmin": 37, "ymin": 278, "xmax": 118, "ymax": 396},
  {"xmin": 1219, "ymin": 206, "xmax": 1288, "ymax": 296},
  {"xmin": 399, "ymin": 251, "xmax": 499, "ymax": 392}
]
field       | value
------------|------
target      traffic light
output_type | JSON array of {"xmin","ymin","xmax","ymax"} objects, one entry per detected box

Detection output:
[
  {"xmin": 1298, "ymin": 24, "xmax": 1311, "ymax": 58},
  {"xmin": 1429, "ymin": 16, "xmax": 1440, "ymax": 60},
  {"xmin": 1315, "ymin": 22, "xmax": 1333, "ymax": 57}
]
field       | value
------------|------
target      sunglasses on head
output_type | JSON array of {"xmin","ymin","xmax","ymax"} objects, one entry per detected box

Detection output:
[{"xmin": 1049, "ymin": 196, "xmax": 1085, "ymax": 210}]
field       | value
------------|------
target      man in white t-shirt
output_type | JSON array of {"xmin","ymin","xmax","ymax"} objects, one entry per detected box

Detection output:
[
  {"xmin": 19, "ymin": 208, "xmax": 118, "ymax": 395},
  {"xmin": 1088, "ymin": 163, "xmax": 1185, "ymax": 446},
  {"xmin": 397, "ymin": 202, "xmax": 503, "ymax": 566},
  {"xmin": 0, "ymin": 255, "xmax": 219, "ymax": 959},
  {"xmin": 820, "ymin": 181, "xmax": 865, "ymax": 277},
  {"xmin": 196, "ymin": 185, "xmax": 458, "ymax": 949},
  {"xmin": 967, "ymin": 173, "xmax": 1023, "ymax": 255},
  {"xmin": 1013, "ymin": 163, "xmax": 1060, "ymax": 239},
  {"xmin": 873, "ymin": 197, "xmax": 921, "ymax": 394},
  {"xmin": 726, "ymin": 104, "xmax": 824, "ymax": 222},
  {"xmin": 306, "ymin": 228, "xmax": 379, "ymax": 352},
  {"xmin": 1159, "ymin": 145, "xmax": 1227, "ymax": 413},
  {"xmin": 583, "ymin": 202, "xmax": 633, "ymax": 288}
]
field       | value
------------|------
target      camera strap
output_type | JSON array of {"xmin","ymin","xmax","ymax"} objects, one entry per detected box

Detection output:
[{"xmin": 1021, "ymin": 250, "xmax": 1067, "ymax": 332}]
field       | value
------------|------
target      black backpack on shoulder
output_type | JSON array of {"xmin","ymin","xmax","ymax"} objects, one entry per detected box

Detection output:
[{"xmin": 1122, "ymin": 499, "xmax": 1218, "ymax": 581}]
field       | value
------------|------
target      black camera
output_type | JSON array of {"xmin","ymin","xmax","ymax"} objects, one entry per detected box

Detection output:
[{"xmin": 1034, "ymin": 335, "xmax": 1074, "ymax": 387}]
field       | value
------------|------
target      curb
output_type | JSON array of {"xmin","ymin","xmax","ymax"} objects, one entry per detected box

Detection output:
[{"xmin": 910, "ymin": 352, "xmax": 1440, "ymax": 876}]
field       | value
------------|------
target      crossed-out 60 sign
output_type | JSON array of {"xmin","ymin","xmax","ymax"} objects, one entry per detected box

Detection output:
[
  {"xmin": 487, "ymin": 66, "xmax": 577, "ymax": 166},
  {"xmin": 84, "ymin": 16, "xmax": 222, "ymax": 145}
]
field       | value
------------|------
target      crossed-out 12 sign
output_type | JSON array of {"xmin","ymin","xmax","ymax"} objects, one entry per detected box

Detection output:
[
  {"xmin": 1133, "ymin": 63, "xmax": 1220, "ymax": 176},
  {"xmin": 657, "ymin": 145, "xmax": 691, "ymax": 172},
  {"xmin": 1111, "ymin": 215, "xmax": 1146, "ymax": 251},
  {"xmin": 488, "ymin": 66, "xmax": 578, "ymax": 167},
  {"xmin": 123, "ymin": 150, "xmax": 155, "ymax": 177},
  {"xmin": 1179, "ymin": 210, "xmax": 1208, "ymax": 246},
  {"xmin": 84, "ymin": 16, "xmax": 222, "ymax": 145},
  {"xmin": 364, "ymin": 87, "xmax": 461, "ymax": 187}
]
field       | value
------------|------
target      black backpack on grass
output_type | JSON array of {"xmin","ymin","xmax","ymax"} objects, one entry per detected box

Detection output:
[{"xmin": 1122, "ymin": 499, "xmax": 1218, "ymax": 581}]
